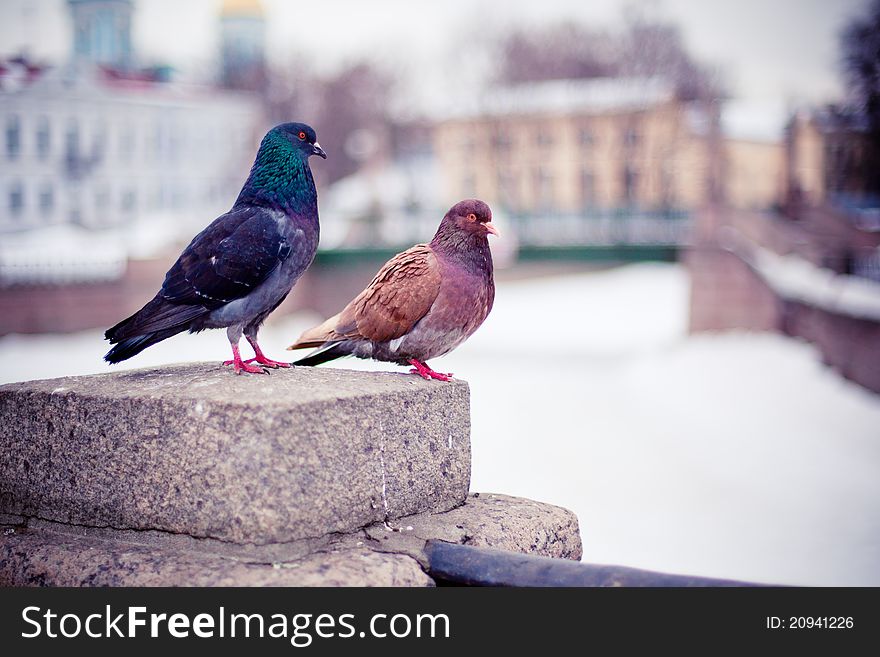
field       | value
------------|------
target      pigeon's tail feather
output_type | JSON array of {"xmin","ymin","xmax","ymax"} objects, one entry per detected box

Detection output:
[
  {"xmin": 104, "ymin": 296, "xmax": 209, "ymax": 364},
  {"xmin": 286, "ymin": 313, "xmax": 341, "ymax": 351},
  {"xmin": 293, "ymin": 341, "xmax": 351, "ymax": 367},
  {"xmin": 103, "ymin": 326, "xmax": 186, "ymax": 364},
  {"xmin": 106, "ymin": 297, "xmax": 208, "ymax": 343}
]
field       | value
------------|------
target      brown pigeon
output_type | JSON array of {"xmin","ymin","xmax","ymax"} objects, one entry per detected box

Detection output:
[{"xmin": 287, "ymin": 199, "xmax": 498, "ymax": 380}]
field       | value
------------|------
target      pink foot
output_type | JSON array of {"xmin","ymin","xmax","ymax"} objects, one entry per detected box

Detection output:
[
  {"xmin": 223, "ymin": 344, "xmax": 269, "ymax": 375},
  {"xmin": 408, "ymin": 359, "xmax": 453, "ymax": 381},
  {"xmin": 246, "ymin": 337, "xmax": 292, "ymax": 368},
  {"xmin": 250, "ymin": 354, "xmax": 291, "ymax": 369},
  {"xmin": 224, "ymin": 356, "xmax": 290, "ymax": 369},
  {"xmin": 222, "ymin": 358, "xmax": 268, "ymax": 375},
  {"xmin": 236, "ymin": 360, "xmax": 268, "ymax": 375}
]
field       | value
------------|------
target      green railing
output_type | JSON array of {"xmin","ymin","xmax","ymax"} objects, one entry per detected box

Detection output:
[
  {"xmin": 313, "ymin": 208, "xmax": 692, "ymax": 265},
  {"xmin": 507, "ymin": 209, "xmax": 692, "ymax": 247}
]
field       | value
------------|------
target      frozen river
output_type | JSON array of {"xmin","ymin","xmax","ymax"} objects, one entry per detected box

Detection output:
[{"xmin": 2, "ymin": 262, "xmax": 879, "ymax": 585}]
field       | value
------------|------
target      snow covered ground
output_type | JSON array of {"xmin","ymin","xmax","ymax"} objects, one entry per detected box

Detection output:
[{"xmin": 2, "ymin": 262, "xmax": 879, "ymax": 586}]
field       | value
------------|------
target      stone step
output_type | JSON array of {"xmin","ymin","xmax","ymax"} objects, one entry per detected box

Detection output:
[
  {"xmin": 0, "ymin": 493, "xmax": 583, "ymax": 586},
  {"xmin": 0, "ymin": 363, "xmax": 471, "ymax": 544}
]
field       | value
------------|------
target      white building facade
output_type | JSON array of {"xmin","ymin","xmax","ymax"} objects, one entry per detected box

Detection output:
[
  {"xmin": 0, "ymin": 0, "xmax": 265, "ymax": 283},
  {"xmin": 1, "ymin": 65, "xmax": 260, "ymax": 238}
]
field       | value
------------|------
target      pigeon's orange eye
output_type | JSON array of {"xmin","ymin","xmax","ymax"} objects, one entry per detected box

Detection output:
[{"xmin": 298, "ymin": 131, "xmax": 306, "ymax": 140}]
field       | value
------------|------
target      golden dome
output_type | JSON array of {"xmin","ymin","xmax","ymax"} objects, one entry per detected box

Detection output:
[{"xmin": 220, "ymin": 0, "xmax": 264, "ymax": 17}]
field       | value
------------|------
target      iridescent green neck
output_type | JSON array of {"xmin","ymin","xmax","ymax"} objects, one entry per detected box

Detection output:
[{"xmin": 235, "ymin": 131, "xmax": 317, "ymax": 219}]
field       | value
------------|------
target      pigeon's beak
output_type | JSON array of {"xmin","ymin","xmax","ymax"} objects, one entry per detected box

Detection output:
[
  {"xmin": 484, "ymin": 222, "xmax": 500, "ymax": 237},
  {"xmin": 311, "ymin": 142, "xmax": 327, "ymax": 159}
]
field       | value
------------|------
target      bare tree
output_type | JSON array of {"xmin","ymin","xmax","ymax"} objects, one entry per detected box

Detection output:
[
  {"xmin": 495, "ymin": 22, "xmax": 616, "ymax": 84},
  {"xmin": 493, "ymin": 14, "xmax": 721, "ymax": 101},
  {"xmin": 616, "ymin": 14, "xmax": 721, "ymax": 101},
  {"xmin": 841, "ymin": 0, "xmax": 880, "ymax": 193},
  {"xmin": 316, "ymin": 63, "xmax": 394, "ymax": 183},
  {"xmin": 266, "ymin": 60, "xmax": 395, "ymax": 185}
]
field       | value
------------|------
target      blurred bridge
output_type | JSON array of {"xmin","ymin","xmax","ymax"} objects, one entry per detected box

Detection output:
[
  {"xmin": 318, "ymin": 207, "xmax": 692, "ymax": 265},
  {"xmin": 0, "ymin": 208, "xmax": 690, "ymax": 335},
  {"xmin": 507, "ymin": 209, "xmax": 691, "ymax": 262}
]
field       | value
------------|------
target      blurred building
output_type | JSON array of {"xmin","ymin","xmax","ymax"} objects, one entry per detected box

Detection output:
[
  {"xmin": 0, "ymin": 0, "xmax": 263, "ymax": 281},
  {"xmin": 722, "ymin": 138, "xmax": 784, "ymax": 211},
  {"xmin": 686, "ymin": 102, "xmax": 880, "ymax": 393},
  {"xmin": 0, "ymin": 62, "xmax": 259, "ymax": 239},
  {"xmin": 219, "ymin": 0, "xmax": 267, "ymax": 92},
  {"xmin": 0, "ymin": 0, "xmax": 264, "ymax": 335},
  {"xmin": 68, "ymin": 0, "xmax": 134, "ymax": 70},
  {"xmin": 784, "ymin": 107, "xmax": 874, "ymax": 218},
  {"xmin": 433, "ymin": 76, "xmax": 788, "ymax": 229},
  {"xmin": 433, "ymin": 78, "xmax": 717, "ymax": 216}
]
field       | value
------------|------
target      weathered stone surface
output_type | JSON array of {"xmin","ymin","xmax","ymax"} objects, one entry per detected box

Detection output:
[
  {"xmin": 363, "ymin": 493, "xmax": 583, "ymax": 564},
  {"xmin": 0, "ymin": 527, "xmax": 432, "ymax": 586},
  {"xmin": 0, "ymin": 493, "xmax": 581, "ymax": 586},
  {"xmin": 0, "ymin": 363, "xmax": 470, "ymax": 544},
  {"xmin": 416, "ymin": 493, "xmax": 582, "ymax": 560}
]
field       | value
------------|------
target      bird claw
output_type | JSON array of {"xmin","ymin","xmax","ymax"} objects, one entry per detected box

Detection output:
[
  {"xmin": 223, "ymin": 359, "xmax": 270, "ymax": 375},
  {"xmin": 237, "ymin": 362, "xmax": 270, "ymax": 375},
  {"xmin": 251, "ymin": 357, "xmax": 292, "ymax": 369},
  {"xmin": 223, "ymin": 356, "xmax": 291, "ymax": 372},
  {"xmin": 408, "ymin": 367, "xmax": 453, "ymax": 381},
  {"xmin": 407, "ymin": 360, "xmax": 453, "ymax": 381}
]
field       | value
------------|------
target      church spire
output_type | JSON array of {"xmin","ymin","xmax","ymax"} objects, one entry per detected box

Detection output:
[
  {"xmin": 219, "ymin": 0, "xmax": 267, "ymax": 91},
  {"xmin": 67, "ymin": 0, "xmax": 134, "ymax": 70}
]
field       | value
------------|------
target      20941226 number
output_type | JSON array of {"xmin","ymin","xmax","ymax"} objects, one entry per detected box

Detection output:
[
  {"xmin": 789, "ymin": 617, "xmax": 854, "ymax": 629},
  {"xmin": 766, "ymin": 616, "xmax": 854, "ymax": 629}
]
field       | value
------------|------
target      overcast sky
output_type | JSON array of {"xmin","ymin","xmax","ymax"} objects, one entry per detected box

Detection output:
[{"xmin": 0, "ymin": 0, "xmax": 871, "ymax": 126}]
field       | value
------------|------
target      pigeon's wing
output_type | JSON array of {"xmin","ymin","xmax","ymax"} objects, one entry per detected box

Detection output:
[
  {"xmin": 339, "ymin": 244, "xmax": 442, "ymax": 343},
  {"xmin": 160, "ymin": 206, "xmax": 292, "ymax": 309}
]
